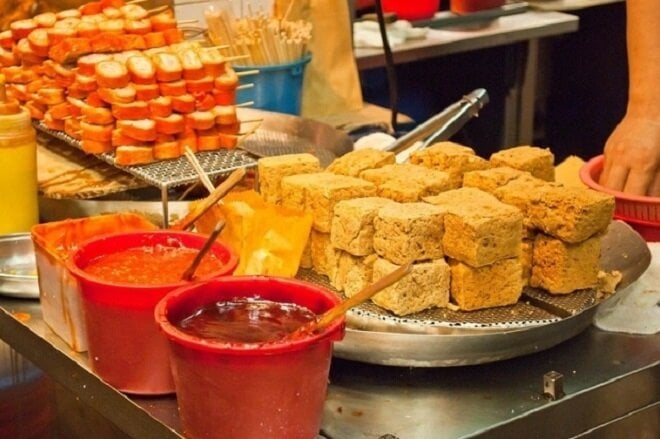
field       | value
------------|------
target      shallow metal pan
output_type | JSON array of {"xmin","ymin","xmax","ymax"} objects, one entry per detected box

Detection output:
[{"xmin": 0, "ymin": 234, "xmax": 39, "ymax": 299}]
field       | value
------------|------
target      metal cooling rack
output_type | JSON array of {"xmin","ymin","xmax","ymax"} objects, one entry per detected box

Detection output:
[{"xmin": 34, "ymin": 121, "xmax": 258, "ymax": 227}]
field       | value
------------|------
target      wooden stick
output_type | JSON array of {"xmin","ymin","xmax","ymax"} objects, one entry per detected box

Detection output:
[
  {"xmin": 236, "ymin": 69, "xmax": 260, "ymax": 77},
  {"xmin": 223, "ymin": 54, "xmax": 251, "ymax": 62},
  {"xmin": 146, "ymin": 5, "xmax": 169, "ymax": 16},
  {"xmin": 201, "ymin": 45, "xmax": 231, "ymax": 51},
  {"xmin": 177, "ymin": 19, "xmax": 199, "ymax": 25},
  {"xmin": 126, "ymin": 0, "xmax": 148, "ymax": 4},
  {"xmin": 184, "ymin": 147, "xmax": 215, "ymax": 193},
  {"xmin": 170, "ymin": 167, "xmax": 246, "ymax": 231},
  {"xmin": 236, "ymin": 101, "xmax": 255, "ymax": 107},
  {"xmin": 236, "ymin": 83, "xmax": 254, "ymax": 90}
]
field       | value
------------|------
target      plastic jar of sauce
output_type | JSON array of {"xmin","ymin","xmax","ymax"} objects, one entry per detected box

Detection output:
[{"xmin": 0, "ymin": 75, "xmax": 38, "ymax": 234}]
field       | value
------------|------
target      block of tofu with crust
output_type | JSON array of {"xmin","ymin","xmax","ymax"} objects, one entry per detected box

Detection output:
[
  {"xmin": 332, "ymin": 253, "xmax": 377, "ymax": 296},
  {"xmin": 331, "ymin": 197, "xmax": 395, "ymax": 256},
  {"xmin": 449, "ymin": 257, "xmax": 523, "ymax": 311},
  {"xmin": 530, "ymin": 233, "xmax": 601, "ymax": 294},
  {"xmin": 493, "ymin": 173, "xmax": 551, "ymax": 229},
  {"xmin": 373, "ymin": 202, "xmax": 445, "ymax": 265},
  {"xmin": 359, "ymin": 164, "xmax": 452, "ymax": 202},
  {"xmin": 326, "ymin": 148, "xmax": 395, "ymax": 177},
  {"xmin": 409, "ymin": 141, "xmax": 490, "ymax": 188},
  {"xmin": 427, "ymin": 187, "xmax": 524, "ymax": 264},
  {"xmin": 423, "ymin": 187, "xmax": 523, "ymax": 267},
  {"xmin": 462, "ymin": 166, "xmax": 529, "ymax": 194},
  {"xmin": 520, "ymin": 238, "xmax": 534, "ymax": 287},
  {"xmin": 371, "ymin": 258, "xmax": 450, "ymax": 316},
  {"xmin": 528, "ymin": 185, "xmax": 615, "ymax": 243},
  {"xmin": 257, "ymin": 153, "xmax": 321, "ymax": 204},
  {"xmin": 303, "ymin": 173, "xmax": 378, "ymax": 233},
  {"xmin": 310, "ymin": 230, "xmax": 341, "ymax": 280},
  {"xmin": 490, "ymin": 146, "xmax": 555, "ymax": 181}
]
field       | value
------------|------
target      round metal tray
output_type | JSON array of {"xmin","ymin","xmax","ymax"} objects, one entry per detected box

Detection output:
[{"xmin": 311, "ymin": 221, "xmax": 651, "ymax": 367}]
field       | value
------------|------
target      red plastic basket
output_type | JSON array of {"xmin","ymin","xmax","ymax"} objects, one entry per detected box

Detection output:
[{"xmin": 580, "ymin": 155, "xmax": 660, "ymax": 241}]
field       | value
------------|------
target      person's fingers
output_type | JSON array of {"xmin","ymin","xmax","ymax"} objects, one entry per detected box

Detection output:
[
  {"xmin": 649, "ymin": 171, "xmax": 660, "ymax": 197},
  {"xmin": 601, "ymin": 163, "xmax": 629, "ymax": 192},
  {"xmin": 623, "ymin": 168, "xmax": 655, "ymax": 196},
  {"xmin": 599, "ymin": 156, "xmax": 613, "ymax": 186}
]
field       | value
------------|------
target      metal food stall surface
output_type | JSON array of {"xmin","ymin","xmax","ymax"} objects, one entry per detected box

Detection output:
[{"xmin": 0, "ymin": 296, "xmax": 657, "ymax": 438}]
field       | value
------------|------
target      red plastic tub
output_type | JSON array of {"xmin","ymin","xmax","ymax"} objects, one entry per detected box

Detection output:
[
  {"xmin": 381, "ymin": 0, "xmax": 440, "ymax": 21},
  {"xmin": 67, "ymin": 231, "xmax": 237, "ymax": 395},
  {"xmin": 580, "ymin": 155, "xmax": 660, "ymax": 241},
  {"xmin": 155, "ymin": 276, "xmax": 345, "ymax": 439}
]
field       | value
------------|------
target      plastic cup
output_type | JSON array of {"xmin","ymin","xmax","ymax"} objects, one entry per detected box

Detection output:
[
  {"xmin": 67, "ymin": 231, "xmax": 238, "ymax": 395},
  {"xmin": 155, "ymin": 276, "xmax": 345, "ymax": 439},
  {"xmin": 234, "ymin": 54, "xmax": 311, "ymax": 115}
]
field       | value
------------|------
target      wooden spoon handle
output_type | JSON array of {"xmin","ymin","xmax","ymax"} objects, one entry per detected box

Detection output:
[
  {"xmin": 314, "ymin": 261, "xmax": 413, "ymax": 330},
  {"xmin": 170, "ymin": 167, "xmax": 246, "ymax": 231},
  {"xmin": 181, "ymin": 220, "xmax": 226, "ymax": 281}
]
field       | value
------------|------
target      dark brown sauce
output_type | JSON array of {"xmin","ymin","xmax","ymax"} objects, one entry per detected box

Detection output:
[{"xmin": 176, "ymin": 298, "xmax": 316, "ymax": 344}]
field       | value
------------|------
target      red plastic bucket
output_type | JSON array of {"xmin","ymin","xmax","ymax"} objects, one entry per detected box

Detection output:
[
  {"xmin": 67, "ymin": 231, "xmax": 237, "ymax": 395},
  {"xmin": 381, "ymin": 0, "xmax": 440, "ymax": 21},
  {"xmin": 155, "ymin": 276, "xmax": 345, "ymax": 439}
]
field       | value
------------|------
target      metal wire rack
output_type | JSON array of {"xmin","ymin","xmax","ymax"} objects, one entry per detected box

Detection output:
[{"xmin": 34, "ymin": 121, "xmax": 258, "ymax": 226}]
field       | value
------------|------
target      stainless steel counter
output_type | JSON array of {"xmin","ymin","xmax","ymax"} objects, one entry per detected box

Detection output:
[{"xmin": 0, "ymin": 296, "xmax": 657, "ymax": 438}]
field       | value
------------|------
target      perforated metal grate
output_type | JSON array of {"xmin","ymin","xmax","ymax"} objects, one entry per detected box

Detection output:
[
  {"xmin": 296, "ymin": 268, "xmax": 606, "ymax": 332},
  {"xmin": 34, "ymin": 121, "xmax": 258, "ymax": 189}
]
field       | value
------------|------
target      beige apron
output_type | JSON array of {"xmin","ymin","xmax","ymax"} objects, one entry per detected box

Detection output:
[{"xmin": 275, "ymin": 0, "xmax": 364, "ymax": 117}]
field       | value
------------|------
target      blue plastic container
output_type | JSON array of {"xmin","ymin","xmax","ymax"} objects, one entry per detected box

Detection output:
[{"xmin": 234, "ymin": 54, "xmax": 311, "ymax": 115}]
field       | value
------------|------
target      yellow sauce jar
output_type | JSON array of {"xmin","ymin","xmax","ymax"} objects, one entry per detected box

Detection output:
[{"xmin": 0, "ymin": 102, "xmax": 38, "ymax": 234}]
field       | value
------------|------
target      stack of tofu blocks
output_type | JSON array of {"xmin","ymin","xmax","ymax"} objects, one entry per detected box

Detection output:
[{"xmin": 256, "ymin": 143, "xmax": 615, "ymax": 316}]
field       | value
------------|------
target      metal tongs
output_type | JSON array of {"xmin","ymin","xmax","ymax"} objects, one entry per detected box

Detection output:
[{"xmin": 384, "ymin": 88, "xmax": 489, "ymax": 162}]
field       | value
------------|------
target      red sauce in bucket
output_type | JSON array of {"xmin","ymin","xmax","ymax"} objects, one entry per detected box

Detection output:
[
  {"xmin": 176, "ymin": 299, "xmax": 315, "ymax": 344},
  {"xmin": 83, "ymin": 244, "xmax": 227, "ymax": 285}
]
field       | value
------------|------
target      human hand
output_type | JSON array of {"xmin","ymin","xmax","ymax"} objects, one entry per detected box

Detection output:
[{"xmin": 600, "ymin": 115, "xmax": 660, "ymax": 196}]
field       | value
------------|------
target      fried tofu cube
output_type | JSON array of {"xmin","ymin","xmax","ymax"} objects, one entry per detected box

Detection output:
[
  {"xmin": 409, "ymin": 141, "xmax": 490, "ymax": 188},
  {"xmin": 326, "ymin": 148, "xmax": 395, "ymax": 177},
  {"xmin": 332, "ymin": 253, "xmax": 377, "ymax": 296},
  {"xmin": 449, "ymin": 258, "xmax": 523, "ymax": 311},
  {"xmin": 490, "ymin": 146, "xmax": 555, "ymax": 181},
  {"xmin": 359, "ymin": 163, "xmax": 452, "ymax": 202},
  {"xmin": 331, "ymin": 197, "xmax": 395, "ymax": 256},
  {"xmin": 530, "ymin": 233, "xmax": 601, "ymax": 294},
  {"xmin": 373, "ymin": 202, "xmax": 445, "ymax": 265},
  {"xmin": 257, "ymin": 153, "xmax": 321, "ymax": 204},
  {"xmin": 424, "ymin": 187, "xmax": 523, "ymax": 267},
  {"xmin": 371, "ymin": 258, "xmax": 450, "ymax": 316}
]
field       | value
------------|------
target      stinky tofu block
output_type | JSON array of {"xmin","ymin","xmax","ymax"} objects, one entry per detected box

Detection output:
[
  {"xmin": 462, "ymin": 166, "xmax": 529, "ymax": 194},
  {"xmin": 409, "ymin": 141, "xmax": 490, "ymax": 188},
  {"xmin": 490, "ymin": 146, "xmax": 555, "ymax": 181},
  {"xmin": 332, "ymin": 253, "xmax": 377, "ymax": 296},
  {"xmin": 306, "ymin": 173, "xmax": 377, "ymax": 233},
  {"xmin": 371, "ymin": 258, "xmax": 450, "ymax": 316},
  {"xmin": 330, "ymin": 197, "xmax": 395, "ymax": 256},
  {"xmin": 493, "ymin": 174, "xmax": 551, "ymax": 229},
  {"xmin": 530, "ymin": 233, "xmax": 601, "ymax": 294},
  {"xmin": 424, "ymin": 188, "xmax": 523, "ymax": 267},
  {"xmin": 449, "ymin": 258, "xmax": 523, "ymax": 311},
  {"xmin": 528, "ymin": 185, "xmax": 615, "ymax": 243},
  {"xmin": 359, "ymin": 164, "xmax": 452, "ymax": 202},
  {"xmin": 257, "ymin": 153, "xmax": 321, "ymax": 204},
  {"xmin": 373, "ymin": 202, "xmax": 445, "ymax": 265},
  {"xmin": 310, "ymin": 230, "xmax": 341, "ymax": 280},
  {"xmin": 326, "ymin": 148, "xmax": 395, "ymax": 177},
  {"xmin": 520, "ymin": 238, "xmax": 534, "ymax": 287},
  {"xmin": 280, "ymin": 172, "xmax": 331, "ymax": 211}
]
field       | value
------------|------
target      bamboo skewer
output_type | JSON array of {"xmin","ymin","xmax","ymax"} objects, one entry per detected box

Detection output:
[
  {"xmin": 177, "ymin": 19, "xmax": 200, "ymax": 25},
  {"xmin": 146, "ymin": 5, "xmax": 169, "ymax": 16},
  {"xmin": 236, "ymin": 69, "xmax": 260, "ymax": 77},
  {"xmin": 184, "ymin": 147, "xmax": 215, "ymax": 193}
]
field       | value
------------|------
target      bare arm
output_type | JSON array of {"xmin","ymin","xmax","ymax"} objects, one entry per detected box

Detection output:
[{"xmin": 600, "ymin": 0, "xmax": 660, "ymax": 196}]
